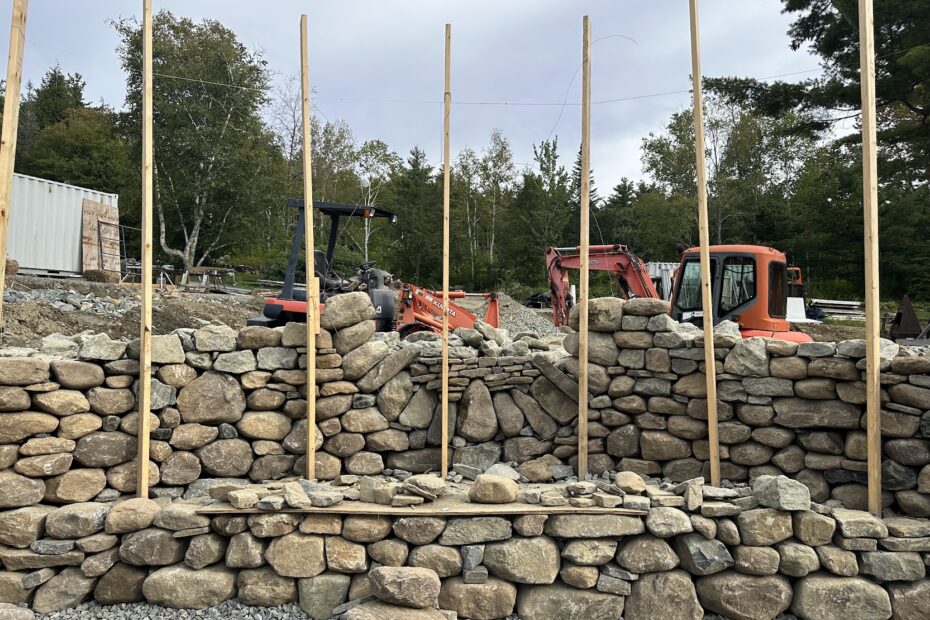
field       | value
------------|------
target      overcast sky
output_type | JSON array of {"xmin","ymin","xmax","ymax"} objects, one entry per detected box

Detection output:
[{"xmin": 4, "ymin": 0, "xmax": 822, "ymax": 191}]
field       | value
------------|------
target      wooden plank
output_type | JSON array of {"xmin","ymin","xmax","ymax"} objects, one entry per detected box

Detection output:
[
  {"xmin": 440, "ymin": 23, "xmax": 452, "ymax": 480},
  {"xmin": 81, "ymin": 199, "xmax": 119, "ymax": 272},
  {"xmin": 0, "ymin": 0, "xmax": 28, "ymax": 338},
  {"xmin": 858, "ymin": 0, "xmax": 881, "ymax": 515},
  {"xmin": 136, "ymin": 0, "xmax": 154, "ymax": 498},
  {"xmin": 300, "ymin": 14, "xmax": 318, "ymax": 480},
  {"xmin": 199, "ymin": 498, "xmax": 647, "ymax": 518},
  {"xmin": 576, "ymin": 15, "xmax": 592, "ymax": 481},
  {"xmin": 688, "ymin": 0, "xmax": 720, "ymax": 486}
]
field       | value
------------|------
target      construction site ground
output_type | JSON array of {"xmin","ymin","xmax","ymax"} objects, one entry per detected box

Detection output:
[
  {"xmin": 2, "ymin": 275, "xmax": 266, "ymax": 348},
  {"xmin": 0, "ymin": 274, "xmax": 888, "ymax": 347}
]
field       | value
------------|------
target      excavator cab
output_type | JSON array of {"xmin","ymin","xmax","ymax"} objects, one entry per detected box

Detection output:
[{"xmin": 670, "ymin": 245, "xmax": 811, "ymax": 342}]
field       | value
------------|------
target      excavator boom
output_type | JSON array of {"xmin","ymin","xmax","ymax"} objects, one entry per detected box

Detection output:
[{"xmin": 546, "ymin": 244, "xmax": 660, "ymax": 327}]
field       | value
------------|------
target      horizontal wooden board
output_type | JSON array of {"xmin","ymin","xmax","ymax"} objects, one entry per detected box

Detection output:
[{"xmin": 198, "ymin": 496, "xmax": 647, "ymax": 518}]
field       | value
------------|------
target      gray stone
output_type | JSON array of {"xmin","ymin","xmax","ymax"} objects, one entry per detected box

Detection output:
[
  {"xmin": 518, "ymin": 581, "xmax": 625, "ymax": 620},
  {"xmin": 368, "ymin": 566, "xmax": 440, "ymax": 609},
  {"xmin": 696, "ymin": 571, "xmax": 792, "ymax": 620},
  {"xmin": 625, "ymin": 569, "xmax": 701, "ymax": 620},
  {"xmin": 142, "ymin": 564, "xmax": 236, "ymax": 609},
  {"xmin": 752, "ymin": 474, "xmax": 811, "ymax": 511},
  {"xmin": 790, "ymin": 574, "xmax": 892, "ymax": 620},
  {"xmin": 674, "ymin": 533, "xmax": 733, "ymax": 575}
]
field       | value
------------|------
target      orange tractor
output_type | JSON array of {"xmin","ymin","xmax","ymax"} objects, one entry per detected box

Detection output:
[
  {"xmin": 544, "ymin": 243, "xmax": 812, "ymax": 343},
  {"xmin": 249, "ymin": 199, "xmax": 499, "ymax": 335}
]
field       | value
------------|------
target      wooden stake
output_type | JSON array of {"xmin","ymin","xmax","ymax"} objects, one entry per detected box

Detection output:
[
  {"xmin": 0, "ymin": 0, "xmax": 28, "ymax": 338},
  {"xmin": 300, "ymin": 14, "xmax": 318, "ymax": 480},
  {"xmin": 858, "ymin": 0, "xmax": 881, "ymax": 514},
  {"xmin": 136, "ymin": 0, "xmax": 153, "ymax": 497},
  {"xmin": 577, "ymin": 15, "xmax": 591, "ymax": 482},
  {"xmin": 440, "ymin": 24, "xmax": 451, "ymax": 480},
  {"xmin": 688, "ymin": 0, "xmax": 720, "ymax": 486}
]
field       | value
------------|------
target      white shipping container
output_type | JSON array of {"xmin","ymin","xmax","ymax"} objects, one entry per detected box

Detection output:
[
  {"xmin": 7, "ymin": 173, "xmax": 119, "ymax": 275},
  {"xmin": 647, "ymin": 261, "xmax": 679, "ymax": 300}
]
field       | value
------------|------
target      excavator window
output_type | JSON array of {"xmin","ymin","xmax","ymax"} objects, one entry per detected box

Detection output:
[
  {"xmin": 769, "ymin": 261, "xmax": 788, "ymax": 318},
  {"xmin": 676, "ymin": 259, "xmax": 713, "ymax": 311},
  {"xmin": 719, "ymin": 257, "xmax": 756, "ymax": 313}
]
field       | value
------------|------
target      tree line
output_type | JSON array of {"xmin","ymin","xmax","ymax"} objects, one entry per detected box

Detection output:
[{"xmin": 3, "ymin": 3, "xmax": 927, "ymax": 303}]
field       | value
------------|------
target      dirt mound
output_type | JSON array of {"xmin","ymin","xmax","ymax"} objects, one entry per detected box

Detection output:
[{"xmin": 2, "ymin": 275, "xmax": 265, "ymax": 348}]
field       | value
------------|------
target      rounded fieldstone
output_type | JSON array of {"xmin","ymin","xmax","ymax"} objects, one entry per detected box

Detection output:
[{"xmin": 197, "ymin": 439, "xmax": 253, "ymax": 477}]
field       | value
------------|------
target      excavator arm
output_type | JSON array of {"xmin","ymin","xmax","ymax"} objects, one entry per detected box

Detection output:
[{"xmin": 546, "ymin": 244, "xmax": 661, "ymax": 327}]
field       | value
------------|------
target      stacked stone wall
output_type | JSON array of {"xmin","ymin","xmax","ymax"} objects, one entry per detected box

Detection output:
[
  {"xmin": 0, "ymin": 292, "xmax": 929, "ymax": 514},
  {"xmin": 566, "ymin": 296, "xmax": 930, "ymax": 517},
  {"xmin": 0, "ymin": 476, "xmax": 926, "ymax": 618}
]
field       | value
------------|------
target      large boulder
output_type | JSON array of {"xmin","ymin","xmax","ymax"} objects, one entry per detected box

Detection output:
[
  {"xmin": 176, "ymin": 372, "xmax": 246, "ymax": 424},
  {"xmin": 193, "ymin": 324, "xmax": 237, "ymax": 352},
  {"xmin": 357, "ymin": 346, "xmax": 421, "ymax": 393},
  {"xmin": 0, "ymin": 472, "xmax": 45, "ymax": 508},
  {"xmin": 0, "ymin": 358, "xmax": 49, "ymax": 385},
  {"xmin": 142, "ymin": 564, "xmax": 236, "ymax": 609},
  {"xmin": 563, "ymin": 331, "xmax": 619, "ymax": 367},
  {"xmin": 321, "ymin": 292, "xmax": 376, "ymax": 331},
  {"xmin": 0, "ymin": 413, "xmax": 58, "ymax": 444},
  {"xmin": 483, "ymin": 536, "xmax": 559, "ymax": 584},
  {"xmin": 626, "ymin": 569, "xmax": 703, "ymax": 620},
  {"xmin": 457, "ymin": 380, "xmax": 498, "ymax": 443},
  {"xmin": 368, "ymin": 566, "xmax": 440, "ymax": 609},
  {"xmin": 438, "ymin": 577, "xmax": 516, "ymax": 620},
  {"xmin": 772, "ymin": 398, "xmax": 861, "ymax": 428},
  {"xmin": 265, "ymin": 533, "xmax": 326, "ymax": 578},
  {"xmin": 45, "ymin": 503, "xmax": 109, "ymax": 538},
  {"xmin": 723, "ymin": 337, "xmax": 769, "ymax": 377},
  {"xmin": 197, "ymin": 439, "xmax": 253, "ymax": 477},
  {"xmin": 73, "ymin": 432, "xmax": 136, "ymax": 467},
  {"xmin": 238, "ymin": 566, "xmax": 297, "ymax": 606},
  {"xmin": 119, "ymin": 528, "xmax": 186, "ymax": 566},
  {"xmin": 298, "ymin": 573, "xmax": 351, "ymax": 620},
  {"xmin": 791, "ymin": 574, "xmax": 892, "ymax": 620},
  {"xmin": 50, "ymin": 360, "xmax": 104, "ymax": 389},
  {"xmin": 696, "ymin": 571, "xmax": 792, "ymax": 620},
  {"xmin": 32, "ymin": 567, "xmax": 95, "ymax": 614},
  {"xmin": 568, "ymin": 297, "xmax": 624, "ymax": 332},
  {"xmin": 0, "ymin": 506, "xmax": 54, "ymax": 548},
  {"xmin": 518, "ymin": 582, "xmax": 625, "ymax": 619}
]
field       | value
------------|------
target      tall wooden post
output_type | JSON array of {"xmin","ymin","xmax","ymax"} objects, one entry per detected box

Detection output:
[
  {"xmin": 0, "ymin": 0, "xmax": 28, "ymax": 338},
  {"xmin": 688, "ymin": 0, "xmax": 720, "ymax": 486},
  {"xmin": 300, "ymin": 15, "xmax": 319, "ymax": 480},
  {"xmin": 576, "ymin": 15, "xmax": 592, "ymax": 481},
  {"xmin": 858, "ymin": 0, "xmax": 881, "ymax": 514},
  {"xmin": 440, "ymin": 24, "xmax": 451, "ymax": 479},
  {"xmin": 136, "ymin": 0, "xmax": 154, "ymax": 497}
]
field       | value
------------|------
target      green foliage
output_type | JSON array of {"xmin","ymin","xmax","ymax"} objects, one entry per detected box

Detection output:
[
  {"xmin": 18, "ymin": 107, "xmax": 131, "ymax": 193},
  {"xmin": 115, "ymin": 10, "xmax": 285, "ymax": 271}
]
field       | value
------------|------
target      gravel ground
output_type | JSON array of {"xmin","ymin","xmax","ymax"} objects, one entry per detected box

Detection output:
[
  {"xmin": 28, "ymin": 600, "xmax": 804, "ymax": 620},
  {"xmin": 36, "ymin": 601, "xmax": 308, "ymax": 620}
]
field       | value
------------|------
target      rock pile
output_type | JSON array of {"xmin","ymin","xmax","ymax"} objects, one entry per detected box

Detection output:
[{"xmin": 3, "ymin": 288, "xmax": 139, "ymax": 318}]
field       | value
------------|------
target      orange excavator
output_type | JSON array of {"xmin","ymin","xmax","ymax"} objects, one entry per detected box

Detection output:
[{"xmin": 545, "ymin": 243, "xmax": 812, "ymax": 343}]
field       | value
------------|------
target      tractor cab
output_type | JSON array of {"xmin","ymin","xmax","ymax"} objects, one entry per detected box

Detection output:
[
  {"xmin": 670, "ymin": 244, "xmax": 812, "ymax": 343},
  {"xmin": 248, "ymin": 199, "xmax": 398, "ymax": 330}
]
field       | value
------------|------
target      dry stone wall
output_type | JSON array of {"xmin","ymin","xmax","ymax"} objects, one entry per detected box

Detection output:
[
  {"xmin": 0, "ymin": 291, "xmax": 927, "ymax": 616},
  {"xmin": 0, "ymin": 473, "xmax": 926, "ymax": 618},
  {"xmin": 565, "ymin": 296, "xmax": 930, "ymax": 518},
  {"xmin": 0, "ymin": 292, "xmax": 929, "ymax": 514}
]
